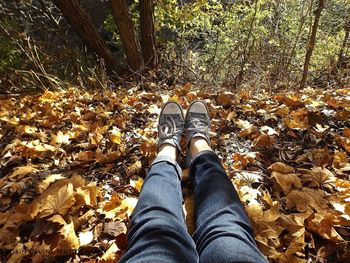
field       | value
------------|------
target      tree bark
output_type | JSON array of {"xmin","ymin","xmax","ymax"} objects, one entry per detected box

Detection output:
[
  {"xmin": 299, "ymin": 0, "xmax": 324, "ymax": 89},
  {"xmin": 109, "ymin": 0, "xmax": 143, "ymax": 72},
  {"xmin": 139, "ymin": 0, "xmax": 158, "ymax": 68},
  {"xmin": 52, "ymin": 0, "xmax": 121, "ymax": 74},
  {"xmin": 234, "ymin": 0, "xmax": 258, "ymax": 88},
  {"xmin": 338, "ymin": 19, "xmax": 350, "ymax": 66}
]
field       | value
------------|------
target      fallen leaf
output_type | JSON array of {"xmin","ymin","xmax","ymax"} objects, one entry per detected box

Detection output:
[
  {"xmin": 39, "ymin": 183, "xmax": 75, "ymax": 217},
  {"xmin": 130, "ymin": 177, "xmax": 143, "ymax": 192},
  {"xmin": 100, "ymin": 242, "xmax": 120, "ymax": 262},
  {"xmin": 51, "ymin": 131, "xmax": 70, "ymax": 144},
  {"xmin": 268, "ymin": 162, "xmax": 295, "ymax": 174},
  {"xmin": 79, "ymin": 231, "xmax": 94, "ymax": 246},
  {"xmin": 286, "ymin": 188, "xmax": 329, "ymax": 213},
  {"xmin": 271, "ymin": 171, "xmax": 302, "ymax": 194},
  {"xmin": 9, "ymin": 165, "xmax": 37, "ymax": 180},
  {"xmin": 109, "ymin": 126, "xmax": 122, "ymax": 144}
]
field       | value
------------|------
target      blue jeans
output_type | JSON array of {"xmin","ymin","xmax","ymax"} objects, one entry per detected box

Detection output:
[{"xmin": 119, "ymin": 151, "xmax": 268, "ymax": 263}]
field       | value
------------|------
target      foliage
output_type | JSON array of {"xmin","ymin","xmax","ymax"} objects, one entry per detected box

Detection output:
[
  {"xmin": 1, "ymin": 86, "xmax": 350, "ymax": 262},
  {"xmin": 155, "ymin": 0, "xmax": 350, "ymax": 86},
  {"xmin": 0, "ymin": 19, "xmax": 22, "ymax": 71}
]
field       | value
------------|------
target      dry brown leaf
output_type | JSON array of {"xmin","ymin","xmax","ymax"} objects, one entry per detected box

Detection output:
[
  {"xmin": 271, "ymin": 171, "xmax": 302, "ymax": 194},
  {"xmin": 217, "ymin": 91, "xmax": 234, "ymax": 105},
  {"xmin": 127, "ymin": 160, "xmax": 142, "ymax": 176},
  {"xmin": 335, "ymin": 134, "xmax": 350, "ymax": 153},
  {"xmin": 30, "ymin": 216, "xmax": 64, "ymax": 242},
  {"xmin": 73, "ymin": 210, "xmax": 95, "ymax": 230},
  {"xmin": 268, "ymin": 162, "xmax": 295, "ymax": 174},
  {"xmin": 307, "ymin": 148, "xmax": 332, "ymax": 167},
  {"xmin": 298, "ymin": 167, "xmax": 336, "ymax": 189},
  {"xmin": 252, "ymin": 133, "xmax": 273, "ymax": 148},
  {"xmin": 332, "ymin": 151, "xmax": 350, "ymax": 173},
  {"xmin": 232, "ymin": 152, "xmax": 257, "ymax": 170},
  {"xmin": 103, "ymin": 221, "xmax": 127, "ymax": 237},
  {"xmin": 74, "ymin": 151, "xmax": 95, "ymax": 162},
  {"xmin": 286, "ymin": 188, "xmax": 329, "ymax": 213},
  {"xmin": 307, "ymin": 213, "xmax": 344, "ymax": 242},
  {"xmin": 104, "ymin": 193, "xmax": 122, "ymax": 212}
]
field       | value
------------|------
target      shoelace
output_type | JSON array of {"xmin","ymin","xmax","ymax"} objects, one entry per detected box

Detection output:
[
  {"xmin": 187, "ymin": 118, "xmax": 209, "ymax": 134},
  {"xmin": 159, "ymin": 115, "xmax": 183, "ymax": 138}
]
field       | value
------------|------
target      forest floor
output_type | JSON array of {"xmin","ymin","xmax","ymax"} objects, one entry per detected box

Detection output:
[{"xmin": 0, "ymin": 84, "xmax": 350, "ymax": 263}]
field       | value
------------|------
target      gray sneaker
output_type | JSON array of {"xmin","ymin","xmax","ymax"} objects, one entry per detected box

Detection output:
[
  {"xmin": 157, "ymin": 101, "xmax": 185, "ymax": 152},
  {"xmin": 184, "ymin": 100, "xmax": 211, "ymax": 147}
]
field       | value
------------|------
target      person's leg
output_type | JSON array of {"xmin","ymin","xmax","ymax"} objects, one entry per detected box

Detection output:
[
  {"xmin": 184, "ymin": 101, "xmax": 267, "ymax": 263},
  {"xmin": 120, "ymin": 101, "xmax": 198, "ymax": 263},
  {"xmin": 189, "ymin": 138, "xmax": 267, "ymax": 263}
]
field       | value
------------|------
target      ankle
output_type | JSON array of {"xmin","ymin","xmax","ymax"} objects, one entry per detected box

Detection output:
[
  {"xmin": 158, "ymin": 144, "xmax": 177, "ymax": 161},
  {"xmin": 189, "ymin": 137, "xmax": 212, "ymax": 158}
]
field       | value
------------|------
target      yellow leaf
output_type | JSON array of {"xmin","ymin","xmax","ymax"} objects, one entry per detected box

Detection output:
[
  {"xmin": 51, "ymin": 131, "xmax": 70, "ymax": 144},
  {"xmin": 118, "ymin": 197, "xmax": 138, "ymax": 219},
  {"xmin": 130, "ymin": 177, "xmax": 144, "ymax": 192},
  {"xmin": 235, "ymin": 119, "xmax": 253, "ymax": 130},
  {"xmin": 110, "ymin": 127, "xmax": 122, "ymax": 144},
  {"xmin": 100, "ymin": 242, "xmax": 120, "ymax": 262},
  {"xmin": 7, "ymin": 243, "xmax": 28, "ymax": 263},
  {"xmin": 39, "ymin": 90, "xmax": 58, "ymax": 102},
  {"xmin": 40, "ymin": 183, "xmax": 75, "ymax": 217},
  {"xmin": 147, "ymin": 104, "xmax": 161, "ymax": 114},
  {"xmin": 16, "ymin": 125, "xmax": 38, "ymax": 135},
  {"xmin": 35, "ymin": 173, "xmax": 65, "ymax": 194},
  {"xmin": 56, "ymin": 220, "xmax": 80, "ymax": 252},
  {"xmin": 75, "ymin": 185, "xmax": 100, "ymax": 206},
  {"xmin": 9, "ymin": 165, "xmax": 37, "ymax": 180}
]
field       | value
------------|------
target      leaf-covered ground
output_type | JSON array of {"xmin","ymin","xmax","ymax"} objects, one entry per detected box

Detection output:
[{"xmin": 0, "ymin": 85, "xmax": 350, "ymax": 263}]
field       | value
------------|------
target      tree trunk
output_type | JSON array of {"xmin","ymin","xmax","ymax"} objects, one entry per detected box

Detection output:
[
  {"xmin": 52, "ymin": 0, "xmax": 121, "ymax": 74},
  {"xmin": 139, "ymin": 0, "xmax": 158, "ymax": 68},
  {"xmin": 109, "ymin": 0, "xmax": 143, "ymax": 72},
  {"xmin": 338, "ymin": 19, "xmax": 350, "ymax": 66},
  {"xmin": 234, "ymin": 0, "xmax": 258, "ymax": 88},
  {"xmin": 299, "ymin": 0, "xmax": 324, "ymax": 89}
]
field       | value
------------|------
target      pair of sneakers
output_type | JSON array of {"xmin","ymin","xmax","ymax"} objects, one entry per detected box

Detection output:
[{"xmin": 157, "ymin": 100, "xmax": 211, "ymax": 164}]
